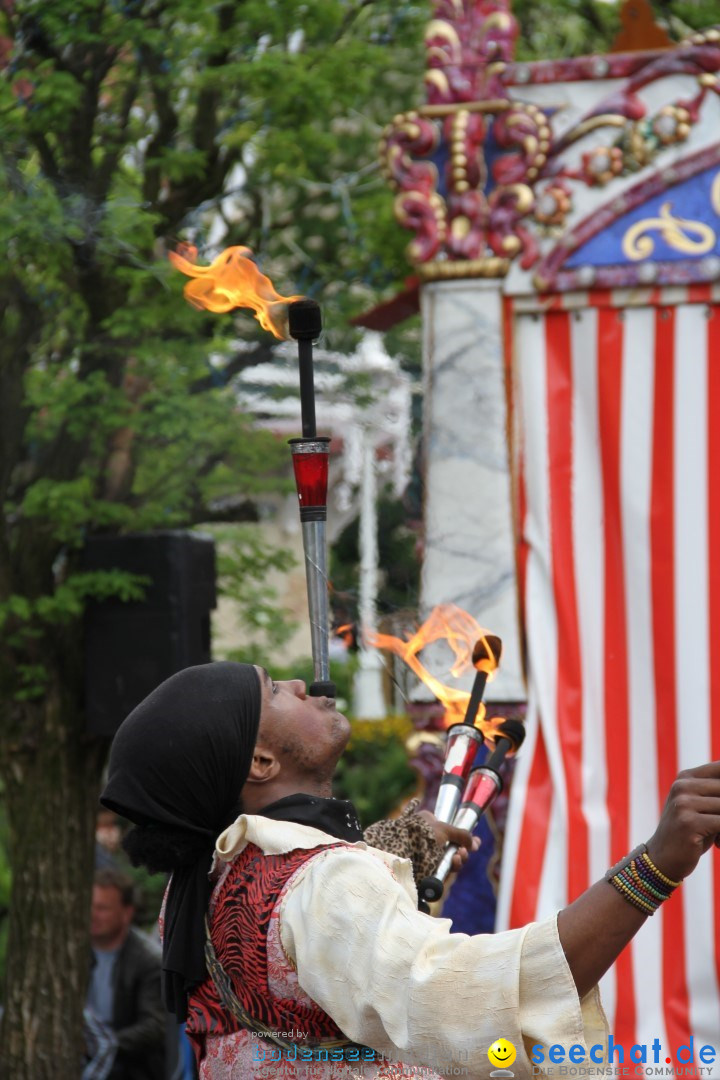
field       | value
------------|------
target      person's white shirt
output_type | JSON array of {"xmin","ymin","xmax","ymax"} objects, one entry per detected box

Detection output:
[{"xmin": 212, "ymin": 815, "xmax": 609, "ymax": 1078}]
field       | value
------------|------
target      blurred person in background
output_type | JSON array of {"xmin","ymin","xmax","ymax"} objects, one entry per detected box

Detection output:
[{"xmin": 85, "ymin": 868, "xmax": 165, "ymax": 1080}]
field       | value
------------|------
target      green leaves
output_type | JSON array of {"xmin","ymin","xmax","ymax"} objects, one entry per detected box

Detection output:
[
  {"xmin": 27, "ymin": 67, "xmax": 85, "ymax": 127},
  {"xmin": 213, "ymin": 524, "xmax": 298, "ymax": 669},
  {"xmin": 0, "ymin": 571, "xmax": 150, "ymax": 630},
  {"xmin": 0, "ymin": 0, "xmax": 421, "ymax": 715},
  {"xmin": 0, "ymin": 570, "xmax": 149, "ymax": 701},
  {"xmin": 20, "ymin": 477, "xmax": 133, "ymax": 543}
]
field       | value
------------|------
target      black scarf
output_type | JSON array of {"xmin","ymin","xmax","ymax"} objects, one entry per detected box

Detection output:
[
  {"xmin": 100, "ymin": 662, "xmax": 261, "ymax": 1021},
  {"xmin": 258, "ymin": 794, "xmax": 364, "ymax": 842}
]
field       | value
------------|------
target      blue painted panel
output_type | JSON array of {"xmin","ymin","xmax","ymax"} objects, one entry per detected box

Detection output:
[{"xmin": 565, "ymin": 164, "xmax": 720, "ymax": 268}]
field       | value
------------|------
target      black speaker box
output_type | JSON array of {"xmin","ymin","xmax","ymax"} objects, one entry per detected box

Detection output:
[{"xmin": 83, "ymin": 531, "xmax": 217, "ymax": 736}]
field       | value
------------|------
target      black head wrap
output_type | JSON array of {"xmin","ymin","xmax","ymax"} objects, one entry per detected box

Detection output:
[{"xmin": 100, "ymin": 661, "xmax": 261, "ymax": 1020}]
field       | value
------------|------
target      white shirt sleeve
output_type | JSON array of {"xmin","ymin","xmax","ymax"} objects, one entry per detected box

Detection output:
[{"xmin": 279, "ymin": 846, "xmax": 609, "ymax": 1076}]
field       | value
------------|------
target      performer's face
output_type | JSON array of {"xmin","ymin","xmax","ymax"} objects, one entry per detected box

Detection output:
[{"xmin": 252, "ymin": 666, "xmax": 351, "ymax": 785}]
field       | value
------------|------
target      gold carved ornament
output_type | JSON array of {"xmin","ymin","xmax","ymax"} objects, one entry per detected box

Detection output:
[{"xmin": 622, "ymin": 173, "xmax": 720, "ymax": 261}]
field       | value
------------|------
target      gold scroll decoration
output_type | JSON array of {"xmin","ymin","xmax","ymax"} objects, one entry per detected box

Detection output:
[{"xmin": 622, "ymin": 201, "xmax": 716, "ymax": 261}]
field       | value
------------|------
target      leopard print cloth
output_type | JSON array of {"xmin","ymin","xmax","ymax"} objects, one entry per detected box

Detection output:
[{"xmin": 363, "ymin": 799, "xmax": 445, "ymax": 884}]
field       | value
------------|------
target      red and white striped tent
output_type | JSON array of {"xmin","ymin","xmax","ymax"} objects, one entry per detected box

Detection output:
[
  {"xmin": 374, "ymin": 3, "xmax": 720, "ymax": 1058},
  {"xmin": 498, "ymin": 286, "xmax": 720, "ymax": 1052}
]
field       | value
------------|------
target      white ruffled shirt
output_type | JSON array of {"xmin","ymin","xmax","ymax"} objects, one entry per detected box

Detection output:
[{"xmin": 204, "ymin": 814, "xmax": 609, "ymax": 1080}]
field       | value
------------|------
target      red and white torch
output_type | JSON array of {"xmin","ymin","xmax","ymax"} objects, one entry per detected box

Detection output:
[
  {"xmin": 432, "ymin": 633, "xmax": 502, "ymax": 824},
  {"xmin": 418, "ymin": 717, "xmax": 526, "ymax": 907}
]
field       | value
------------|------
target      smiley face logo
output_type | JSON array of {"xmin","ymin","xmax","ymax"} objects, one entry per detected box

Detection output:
[{"xmin": 488, "ymin": 1039, "xmax": 517, "ymax": 1071}]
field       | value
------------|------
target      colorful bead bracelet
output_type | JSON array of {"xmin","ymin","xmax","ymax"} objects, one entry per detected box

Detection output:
[{"xmin": 607, "ymin": 850, "xmax": 681, "ymax": 916}]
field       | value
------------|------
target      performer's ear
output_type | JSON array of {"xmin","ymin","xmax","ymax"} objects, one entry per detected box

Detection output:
[{"xmin": 245, "ymin": 744, "xmax": 280, "ymax": 784}]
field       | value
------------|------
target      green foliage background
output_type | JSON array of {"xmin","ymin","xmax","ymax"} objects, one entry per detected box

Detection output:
[
  {"xmin": 0, "ymin": 0, "xmax": 433, "ymax": 710},
  {"xmin": 331, "ymin": 493, "xmax": 422, "ymax": 621}
]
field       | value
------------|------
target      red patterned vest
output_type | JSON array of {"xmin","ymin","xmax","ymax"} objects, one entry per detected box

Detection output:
[{"xmin": 186, "ymin": 841, "xmax": 351, "ymax": 1063}]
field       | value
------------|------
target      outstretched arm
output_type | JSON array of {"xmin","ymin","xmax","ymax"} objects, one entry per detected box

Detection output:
[
  {"xmin": 558, "ymin": 761, "xmax": 720, "ymax": 998},
  {"xmin": 280, "ymin": 845, "xmax": 604, "ymax": 1074}
]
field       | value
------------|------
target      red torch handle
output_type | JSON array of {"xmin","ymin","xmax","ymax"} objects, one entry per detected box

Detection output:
[
  {"xmin": 287, "ymin": 301, "xmax": 335, "ymax": 698},
  {"xmin": 289, "ymin": 438, "xmax": 335, "ymax": 699}
]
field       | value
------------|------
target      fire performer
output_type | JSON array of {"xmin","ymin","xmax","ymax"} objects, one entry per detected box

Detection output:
[{"xmin": 101, "ymin": 661, "xmax": 720, "ymax": 1078}]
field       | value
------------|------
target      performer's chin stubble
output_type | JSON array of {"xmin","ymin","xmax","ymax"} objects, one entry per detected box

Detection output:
[{"xmin": 280, "ymin": 736, "xmax": 338, "ymax": 785}]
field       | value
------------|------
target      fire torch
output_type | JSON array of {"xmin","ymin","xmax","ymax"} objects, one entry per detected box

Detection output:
[
  {"xmin": 168, "ymin": 247, "xmax": 337, "ymax": 699},
  {"xmin": 418, "ymin": 717, "xmax": 526, "ymax": 908},
  {"xmin": 288, "ymin": 299, "xmax": 335, "ymax": 699},
  {"xmin": 432, "ymin": 634, "xmax": 503, "ymax": 825}
]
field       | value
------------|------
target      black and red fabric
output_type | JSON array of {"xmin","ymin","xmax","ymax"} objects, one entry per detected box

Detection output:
[
  {"xmin": 101, "ymin": 661, "xmax": 262, "ymax": 1020},
  {"xmin": 186, "ymin": 842, "xmax": 350, "ymax": 1064}
]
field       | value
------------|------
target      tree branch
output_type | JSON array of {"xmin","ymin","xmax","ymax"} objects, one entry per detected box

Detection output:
[
  {"xmin": 16, "ymin": 11, "xmax": 85, "ymax": 80},
  {"xmin": 189, "ymin": 341, "xmax": 277, "ymax": 394},
  {"xmin": 0, "ymin": 279, "xmax": 39, "ymax": 508},
  {"xmin": 94, "ymin": 71, "xmax": 142, "ymax": 201},
  {"xmin": 191, "ymin": 3, "xmax": 236, "ymax": 156},
  {"xmin": 187, "ymin": 496, "xmax": 259, "ymax": 526},
  {"xmin": 141, "ymin": 43, "xmax": 179, "ymax": 208},
  {"xmin": 306, "ymin": 0, "xmax": 376, "ymax": 67},
  {"xmin": 578, "ymin": 0, "xmax": 609, "ymax": 39},
  {"xmin": 30, "ymin": 131, "xmax": 61, "ymax": 186}
]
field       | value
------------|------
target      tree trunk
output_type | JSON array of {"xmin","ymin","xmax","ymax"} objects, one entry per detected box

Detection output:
[{"xmin": 0, "ymin": 672, "xmax": 106, "ymax": 1079}]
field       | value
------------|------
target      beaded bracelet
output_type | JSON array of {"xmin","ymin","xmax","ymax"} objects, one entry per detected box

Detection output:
[{"xmin": 607, "ymin": 849, "xmax": 681, "ymax": 916}]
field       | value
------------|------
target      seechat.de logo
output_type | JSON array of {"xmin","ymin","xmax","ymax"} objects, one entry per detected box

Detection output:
[{"xmin": 488, "ymin": 1038, "xmax": 517, "ymax": 1077}]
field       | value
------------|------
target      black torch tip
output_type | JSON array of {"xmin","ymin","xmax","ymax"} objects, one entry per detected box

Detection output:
[
  {"xmin": 484, "ymin": 718, "xmax": 526, "ymax": 776},
  {"xmin": 472, "ymin": 634, "xmax": 503, "ymax": 671},
  {"xmin": 493, "ymin": 717, "xmax": 526, "ymax": 754},
  {"xmin": 309, "ymin": 679, "xmax": 336, "ymax": 699},
  {"xmin": 288, "ymin": 299, "xmax": 322, "ymax": 341}
]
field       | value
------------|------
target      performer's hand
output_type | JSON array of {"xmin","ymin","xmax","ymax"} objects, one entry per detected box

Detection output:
[
  {"xmin": 417, "ymin": 811, "xmax": 480, "ymax": 871},
  {"xmin": 646, "ymin": 760, "xmax": 720, "ymax": 882}
]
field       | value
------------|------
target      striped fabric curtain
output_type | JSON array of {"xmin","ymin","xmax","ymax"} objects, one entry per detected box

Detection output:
[{"xmin": 497, "ymin": 288, "xmax": 720, "ymax": 1054}]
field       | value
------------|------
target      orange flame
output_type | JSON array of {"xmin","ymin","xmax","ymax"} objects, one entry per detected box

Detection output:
[
  {"xmin": 169, "ymin": 243, "xmax": 302, "ymax": 339},
  {"xmin": 335, "ymin": 623, "xmax": 356, "ymax": 646},
  {"xmin": 368, "ymin": 604, "xmax": 500, "ymax": 730}
]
